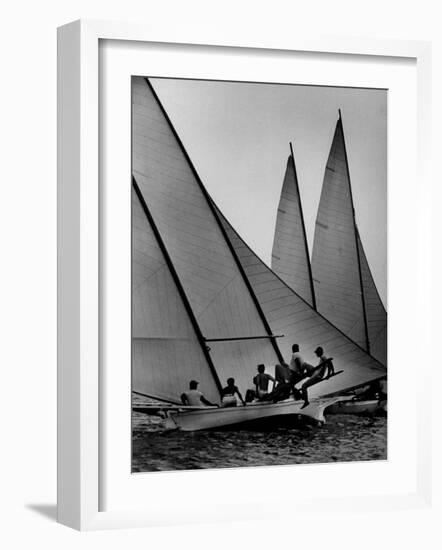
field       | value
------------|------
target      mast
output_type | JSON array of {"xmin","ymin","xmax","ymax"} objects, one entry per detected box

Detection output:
[
  {"xmin": 143, "ymin": 77, "xmax": 285, "ymax": 365},
  {"xmin": 216, "ymin": 204, "xmax": 386, "ymax": 398},
  {"xmin": 133, "ymin": 177, "xmax": 223, "ymax": 397},
  {"xmin": 133, "ymin": 76, "xmax": 286, "ymax": 394},
  {"xmin": 289, "ymin": 142, "xmax": 317, "ymax": 310},
  {"xmin": 338, "ymin": 110, "xmax": 371, "ymax": 354}
]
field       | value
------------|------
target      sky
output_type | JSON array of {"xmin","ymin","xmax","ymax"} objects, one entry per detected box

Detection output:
[{"xmin": 151, "ymin": 78, "xmax": 387, "ymax": 307}]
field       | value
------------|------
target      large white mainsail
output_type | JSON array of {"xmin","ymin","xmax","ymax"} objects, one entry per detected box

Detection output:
[
  {"xmin": 216, "ymin": 206, "xmax": 386, "ymax": 398},
  {"xmin": 311, "ymin": 113, "xmax": 387, "ymax": 365},
  {"xmin": 132, "ymin": 76, "xmax": 282, "ymax": 397},
  {"xmin": 271, "ymin": 145, "xmax": 316, "ymax": 308},
  {"xmin": 132, "ymin": 186, "xmax": 220, "ymax": 404}
]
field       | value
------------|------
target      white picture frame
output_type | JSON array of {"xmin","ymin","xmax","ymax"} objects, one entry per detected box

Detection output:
[{"xmin": 57, "ymin": 19, "xmax": 432, "ymax": 531}]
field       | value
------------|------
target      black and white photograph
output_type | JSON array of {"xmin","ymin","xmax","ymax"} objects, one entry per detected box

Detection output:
[
  {"xmin": 4, "ymin": 0, "xmax": 440, "ymax": 543},
  {"xmin": 131, "ymin": 76, "xmax": 387, "ymax": 473}
]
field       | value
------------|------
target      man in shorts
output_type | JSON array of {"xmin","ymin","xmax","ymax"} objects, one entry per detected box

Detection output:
[
  {"xmin": 300, "ymin": 347, "xmax": 333, "ymax": 409},
  {"xmin": 221, "ymin": 377, "xmax": 246, "ymax": 407},
  {"xmin": 253, "ymin": 364, "xmax": 275, "ymax": 400}
]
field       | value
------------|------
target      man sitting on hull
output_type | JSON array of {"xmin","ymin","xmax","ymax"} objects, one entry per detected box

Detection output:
[
  {"xmin": 253, "ymin": 364, "xmax": 275, "ymax": 400},
  {"xmin": 181, "ymin": 380, "xmax": 218, "ymax": 407},
  {"xmin": 300, "ymin": 346, "xmax": 335, "ymax": 409},
  {"xmin": 291, "ymin": 343, "xmax": 325, "ymax": 381},
  {"xmin": 267, "ymin": 363, "xmax": 296, "ymax": 403},
  {"xmin": 221, "ymin": 377, "xmax": 246, "ymax": 407},
  {"xmin": 288, "ymin": 343, "xmax": 314, "ymax": 399}
]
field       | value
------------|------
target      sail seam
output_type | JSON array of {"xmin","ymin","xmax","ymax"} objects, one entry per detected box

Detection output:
[
  {"xmin": 143, "ymin": 77, "xmax": 285, "ymax": 365},
  {"xmin": 217, "ymin": 205, "xmax": 386, "ymax": 369},
  {"xmin": 132, "ymin": 176, "xmax": 224, "ymax": 397}
]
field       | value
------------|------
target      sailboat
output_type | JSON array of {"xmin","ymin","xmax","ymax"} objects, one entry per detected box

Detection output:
[
  {"xmin": 272, "ymin": 112, "xmax": 387, "ymax": 368},
  {"xmin": 132, "ymin": 76, "xmax": 385, "ymax": 430},
  {"xmin": 133, "ymin": 181, "xmax": 341, "ymax": 430},
  {"xmin": 216, "ymin": 207, "xmax": 386, "ymax": 398}
]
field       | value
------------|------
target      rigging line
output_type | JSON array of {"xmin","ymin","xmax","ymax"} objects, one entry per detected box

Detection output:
[
  {"xmin": 216, "ymin": 203, "xmax": 386, "ymax": 370},
  {"xmin": 289, "ymin": 142, "xmax": 317, "ymax": 311},
  {"xmin": 143, "ymin": 77, "xmax": 285, "ymax": 365},
  {"xmin": 132, "ymin": 176, "xmax": 223, "ymax": 397},
  {"xmin": 338, "ymin": 110, "xmax": 371, "ymax": 354}
]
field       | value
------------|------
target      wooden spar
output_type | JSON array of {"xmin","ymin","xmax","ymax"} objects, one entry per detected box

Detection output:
[
  {"xmin": 132, "ymin": 390, "xmax": 181, "ymax": 405},
  {"xmin": 289, "ymin": 141, "xmax": 317, "ymax": 310},
  {"xmin": 216, "ymin": 203, "xmax": 386, "ymax": 398},
  {"xmin": 132, "ymin": 177, "xmax": 224, "ymax": 398},
  {"xmin": 338, "ymin": 112, "xmax": 371, "ymax": 354},
  {"xmin": 217, "ymin": 203, "xmax": 386, "ymax": 361},
  {"xmin": 143, "ymin": 77, "xmax": 285, "ymax": 366},
  {"xmin": 204, "ymin": 335, "xmax": 284, "ymax": 342}
]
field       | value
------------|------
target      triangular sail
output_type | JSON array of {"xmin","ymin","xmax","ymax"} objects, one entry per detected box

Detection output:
[
  {"xmin": 272, "ymin": 148, "xmax": 316, "ymax": 308},
  {"xmin": 217, "ymin": 206, "xmax": 386, "ymax": 398},
  {"xmin": 312, "ymin": 116, "xmax": 369, "ymax": 351},
  {"xmin": 311, "ymin": 114, "xmax": 387, "ymax": 365},
  {"xmin": 357, "ymin": 231, "xmax": 387, "ymax": 365},
  {"xmin": 132, "ymin": 187, "xmax": 220, "ymax": 404},
  {"xmin": 132, "ymin": 76, "xmax": 281, "ymax": 396}
]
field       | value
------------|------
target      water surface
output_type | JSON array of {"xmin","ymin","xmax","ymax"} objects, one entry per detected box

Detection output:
[{"xmin": 132, "ymin": 403, "xmax": 387, "ymax": 473}]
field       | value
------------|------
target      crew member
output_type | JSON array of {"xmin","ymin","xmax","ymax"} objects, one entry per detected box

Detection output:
[
  {"xmin": 221, "ymin": 377, "xmax": 246, "ymax": 407},
  {"xmin": 270, "ymin": 363, "xmax": 293, "ymax": 402},
  {"xmin": 289, "ymin": 344, "xmax": 313, "ymax": 384},
  {"xmin": 181, "ymin": 380, "xmax": 218, "ymax": 407},
  {"xmin": 300, "ymin": 347, "xmax": 333, "ymax": 409},
  {"xmin": 253, "ymin": 364, "xmax": 275, "ymax": 399}
]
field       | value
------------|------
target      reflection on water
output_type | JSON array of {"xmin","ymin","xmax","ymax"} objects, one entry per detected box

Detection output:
[{"xmin": 131, "ymin": 405, "xmax": 387, "ymax": 473}]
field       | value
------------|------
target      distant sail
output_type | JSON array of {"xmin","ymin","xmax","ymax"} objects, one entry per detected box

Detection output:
[
  {"xmin": 132, "ymin": 187, "xmax": 220, "ymax": 404},
  {"xmin": 357, "ymin": 230, "xmax": 387, "ymax": 365},
  {"xmin": 132, "ymin": 76, "xmax": 281, "ymax": 396},
  {"xmin": 217, "ymin": 206, "xmax": 386, "ymax": 398},
  {"xmin": 272, "ymin": 146, "xmax": 316, "ymax": 308},
  {"xmin": 312, "ymin": 114, "xmax": 387, "ymax": 364}
]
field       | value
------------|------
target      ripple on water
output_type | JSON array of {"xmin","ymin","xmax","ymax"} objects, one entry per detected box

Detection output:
[{"xmin": 131, "ymin": 409, "xmax": 387, "ymax": 473}]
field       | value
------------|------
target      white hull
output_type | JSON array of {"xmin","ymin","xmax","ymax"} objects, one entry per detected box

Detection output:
[
  {"xmin": 325, "ymin": 399, "xmax": 386, "ymax": 415},
  {"xmin": 164, "ymin": 397, "xmax": 344, "ymax": 431}
]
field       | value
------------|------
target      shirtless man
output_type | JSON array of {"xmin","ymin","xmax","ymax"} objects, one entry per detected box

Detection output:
[
  {"xmin": 253, "ymin": 364, "xmax": 275, "ymax": 400},
  {"xmin": 271, "ymin": 363, "xmax": 297, "ymax": 402},
  {"xmin": 300, "ymin": 347, "xmax": 332, "ymax": 409},
  {"xmin": 275, "ymin": 363, "xmax": 291, "ymax": 386},
  {"xmin": 221, "ymin": 377, "xmax": 246, "ymax": 407}
]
